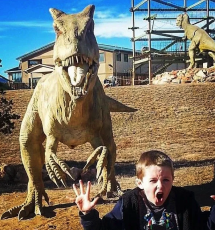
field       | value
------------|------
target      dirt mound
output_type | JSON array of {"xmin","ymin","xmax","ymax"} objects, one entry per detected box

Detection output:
[{"xmin": 1, "ymin": 84, "xmax": 215, "ymax": 229}]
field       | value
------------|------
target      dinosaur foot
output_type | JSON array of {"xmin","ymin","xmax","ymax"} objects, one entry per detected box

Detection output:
[
  {"xmin": 1, "ymin": 185, "xmax": 49, "ymax": 220},
  {"xmin": 106, "ymin": 181, "xmax": 123, "ymax": 198},
  {"xmin": 46, "ymin": 153, "xmax": 81, "ymax": 187}
]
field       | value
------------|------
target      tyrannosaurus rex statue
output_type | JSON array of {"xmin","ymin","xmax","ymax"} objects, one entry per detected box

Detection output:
[
  {"xmin": 176, "ymin": 13, "xmax": 215, "ymax": 69},
  {"xmin": 1, "ymin": 5, "xmax": 136, "ymax": 220}
]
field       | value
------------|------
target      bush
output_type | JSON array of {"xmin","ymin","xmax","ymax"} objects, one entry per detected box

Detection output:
[{"xmin": 0, "ymin": 90, "xmax": 20, "ymax": 134}]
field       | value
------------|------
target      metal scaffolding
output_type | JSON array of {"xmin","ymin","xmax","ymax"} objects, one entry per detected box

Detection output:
[{"xmin": 130, "ymin": 0, "xmax": 215, "ymax": 85}]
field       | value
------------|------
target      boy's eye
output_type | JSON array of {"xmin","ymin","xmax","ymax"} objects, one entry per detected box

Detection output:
[
  {"xmin": 150, "ymin": 179, "xmax": 157, "ymax": 183},
  {"xmin": 163, "ymin": 178, "xmax": 170, "ymax": 182}
]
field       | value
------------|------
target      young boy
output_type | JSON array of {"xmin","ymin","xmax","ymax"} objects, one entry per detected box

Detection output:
[{"xmin": 73, "ymin": 150, "xmax": 215, "ymax": 230}]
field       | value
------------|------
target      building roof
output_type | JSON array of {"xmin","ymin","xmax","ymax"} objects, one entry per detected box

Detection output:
[
  {"xmin": 16, "ymin": 42, "xmax": 133, "ymax": 61},
  {"xmin": 16, "ymin": 42, "xmax": 55, "ymax": 61},
  {"xmin": 0, "ymin": 75, "xmax": 10, "ymax": 83},
  {"xmin": 4, "ymin": 67, "xmax": 21, "ymax": 73},
  {"xmin": 24, "ymin": 64, "xmax": 55, "ymax": 74},
  {"xmin": 98, "ymin": 44, "xmax": 133, "ymax": 53}
]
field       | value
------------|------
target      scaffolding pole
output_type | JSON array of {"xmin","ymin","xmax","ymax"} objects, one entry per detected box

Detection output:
[
  {"xmin": 131, "ymin": 0, "xmax": 215, "ymax": 77},
  {"xmin": 131, "ymin": 0, "xmax": 136, "ymax": 86},
  {"xmin": 148, "ymin": 0, "xmax": 152, "ymax": 84}
]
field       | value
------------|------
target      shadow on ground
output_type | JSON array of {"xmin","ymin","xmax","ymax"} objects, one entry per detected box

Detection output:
[{"xmin": 1, "ymin": 159, "xmax": 215, "ymax": 208}]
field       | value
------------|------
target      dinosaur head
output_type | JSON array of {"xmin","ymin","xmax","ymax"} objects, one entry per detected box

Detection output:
[
  {"xmin": 50, "ymin": 5, "xmax": 99, "ymax": 98},
  {"xmin": 176, "ymin": 14, "xmax": 183, "ymax": 28},
  {"xmin": 176, "ymin": 13, "xmax": 189, "ymax": 28}
]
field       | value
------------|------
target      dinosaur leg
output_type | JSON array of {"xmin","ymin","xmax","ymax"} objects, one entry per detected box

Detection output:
[
  {"xmin": 188, "ymin": 42, "xmax": 197, "ymax": 69},
  {"xmin": 208, "ymin": 51, "xmax": 215, "ymax": 63},
  {"xmin": 104, "ymin": 138, "xmax": 122, "ymax": 198},
  {"xmin": 1, "ymin": 115, "xmax": 48, "ymax": 220},
  {"xmin": 45, "ymin": 136, "xmax": 76, "ymax": 187}
]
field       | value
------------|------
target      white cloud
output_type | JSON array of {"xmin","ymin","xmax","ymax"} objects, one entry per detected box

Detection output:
[
  {"xmin": 0, "ymin": 21, "xmax": 51, "ymax": 28},
  {"xmin": 94, "ymin": 14, "xmax": 180, "ymax": 39}
]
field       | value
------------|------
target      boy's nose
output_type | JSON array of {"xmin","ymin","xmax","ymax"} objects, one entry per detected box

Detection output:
[{"xmin": 157, "ymin": 181, "xmax": 163, "ymax": 189}]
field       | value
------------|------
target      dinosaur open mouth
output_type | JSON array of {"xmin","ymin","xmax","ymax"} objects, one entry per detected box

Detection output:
[{"xmin": 55, "ymin": 55, "xmax": 97, "ymax": 97}]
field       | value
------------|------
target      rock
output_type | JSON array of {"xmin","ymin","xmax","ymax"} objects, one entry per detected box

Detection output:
[
  {"xmin": 152, "ymin": 67, "xmax": 215, "ymax": 84},
  {"xmin": 172, "ymin": 79, "xmax": 181, "ymax": 84},
  {"xmin": 0, "ymin": 164, "xmax": 16, "ymax": 181},
  {"xmin": 206, "ymin": 76, "xmax": 215, "ymax": 82},
  {"xmin": 14, "ymin": 170, "xmax": 28, "ymax": 183},
  {"xmin": 70, "ymin": 167, "xmax": 82, "ymax": 181},
  {"xmin": 193, "ymin": 69, "xmax": 207, "ymax": 82},
  {"xmin": 81, "ymin": 168, "xmax": 96, "ymax": 182},
  {"xmin": 42, "ymin": 169, "xmax": 49, "ymax": 181}
]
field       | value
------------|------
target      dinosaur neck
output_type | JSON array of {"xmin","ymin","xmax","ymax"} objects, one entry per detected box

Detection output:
[{"xmin": 182, "ymin": 18, "xmax": 190, "ymax": 30}]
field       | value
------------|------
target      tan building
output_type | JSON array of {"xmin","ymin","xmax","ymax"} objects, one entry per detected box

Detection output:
[{"xmin": 5, "ymin": 42, "xmax": 145, "ymax": 88}]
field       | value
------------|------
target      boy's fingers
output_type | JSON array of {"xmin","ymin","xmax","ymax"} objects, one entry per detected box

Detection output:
[
  {"xmin": 79, "ymin": 180, "xmax": 85, "ymax": 194},
  {"xmin": 86, "ymin": 181, "xmax": 91, "ymax": 199},
  {"xmin": 73, "ymin": 183, "xmax": 79, "ymax": 196},
  {"xmin": 91, "ymin": 197, "xmax": 100, "ymax": 207}
]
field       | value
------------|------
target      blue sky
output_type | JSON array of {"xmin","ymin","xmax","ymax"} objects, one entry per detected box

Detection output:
[
  {"xmin": 0, "ymin": 0, "xmax": 214, "ymax": 77},
  {"xmin": 0, "ymin": 0, "xmax": 134, "ymax": 76}
]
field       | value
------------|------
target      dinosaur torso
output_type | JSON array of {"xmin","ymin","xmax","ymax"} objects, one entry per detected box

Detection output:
[{"xmin": 35, "ymin": 71, "xmax": 105, "ymax": 148}]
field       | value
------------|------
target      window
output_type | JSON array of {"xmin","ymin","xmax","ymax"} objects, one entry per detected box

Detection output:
[
  {"xmin": 99, "ymin": 53, "xmax": 105, "ymax": 62},
  {"xmin": 124, "ymin": 54, "xmax": 128, "ymax": 62},
  {"xmin": 29, "ymin": 77, "xmax": 40, "ymax": 88},
  {"xmin": 116, "ymin": 53, "xmax": 121, "ymax": 61},
  {"xmin": 12, "ymin": 72, "xmax": 22, "ymax": 82},
  {"xmin": 28, "ymin": 59, "xmax": 41, "ymax": 67}
]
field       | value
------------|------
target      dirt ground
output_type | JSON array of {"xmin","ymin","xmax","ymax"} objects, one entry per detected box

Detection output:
[{"xmin": 1, "ymin": 84, "xmax": 215, "ymax": 229}]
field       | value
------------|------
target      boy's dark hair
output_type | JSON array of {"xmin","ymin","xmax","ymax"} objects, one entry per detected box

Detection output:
[{"xmin": 136, "ymin": 150, "xmax": 174, "ymax": 179}]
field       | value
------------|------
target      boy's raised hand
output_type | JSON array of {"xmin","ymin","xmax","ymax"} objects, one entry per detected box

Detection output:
[{"xmin": 73, "ymin": 180, "xmax": 99, "ymax": 215}]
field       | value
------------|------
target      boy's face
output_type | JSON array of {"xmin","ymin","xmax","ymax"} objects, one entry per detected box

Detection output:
[{"xmin": 136, "ymin": 165, "xmax": 173, "ymax": 206}]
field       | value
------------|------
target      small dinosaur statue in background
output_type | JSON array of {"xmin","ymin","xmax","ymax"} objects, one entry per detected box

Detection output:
[
  {"xmin": 176, "ymin": 13, "xmax": 215, "ymax": 69},
  {"xmin": 1, "ymin": 5, "xmax": 136, "ymax": 220}
]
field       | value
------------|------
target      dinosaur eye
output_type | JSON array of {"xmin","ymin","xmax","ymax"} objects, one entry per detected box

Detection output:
[{"xmin": 54, "ymin": 26, "xmax": 62, "ymax": 37}]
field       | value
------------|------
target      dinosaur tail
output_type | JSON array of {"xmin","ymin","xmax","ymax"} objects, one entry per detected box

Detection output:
[{"xmin": 106, "ymin": 96, "xmax": 137, "ymax": 112}]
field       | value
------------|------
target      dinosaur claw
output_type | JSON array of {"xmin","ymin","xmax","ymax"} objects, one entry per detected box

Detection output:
[
  {"xmin": 35, "ymin": 206, "xmax": 43, "ymax": 215},
  {"xmin": 18, "ymin": 210, "xmax": 27, "ymax": 221},
  {"xmin": 1, "ymin": 211, "xmax": 11, "ymax": 220},
  {"xmin": 52, "ymin": 177, "xmax": 60, "ymax": 188},
  {"xmin": 65, "ymin": 169, "xmax": 76, "ymax": 180},
  {"xmin": 61, "ymin": 179, "xmax": 68, "ymax": 188},
  {"xmin": 96, "ymin": 167, "xmax": 102, "ymax": 179}
]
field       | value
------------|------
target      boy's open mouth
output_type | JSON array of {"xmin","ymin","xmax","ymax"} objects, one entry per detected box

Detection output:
[{"xmin": 156, "ymin": 192, "xmax": 163, "ymax": 201}]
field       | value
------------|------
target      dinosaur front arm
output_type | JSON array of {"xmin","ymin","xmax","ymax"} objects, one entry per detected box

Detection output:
[{"xmin": 45, "ymin": 135, "xmax": 77, "ymax": 186}]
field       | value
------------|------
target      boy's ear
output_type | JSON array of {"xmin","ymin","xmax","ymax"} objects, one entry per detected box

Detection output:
[{"xmin": 136, "ymin": 178, "xmax": 144, "ymax": 189}]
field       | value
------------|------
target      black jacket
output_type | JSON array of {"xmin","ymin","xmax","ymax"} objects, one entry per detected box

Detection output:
[{"xmin": 80, "ymin": 186, "xmax": 213, "ymax": 230}]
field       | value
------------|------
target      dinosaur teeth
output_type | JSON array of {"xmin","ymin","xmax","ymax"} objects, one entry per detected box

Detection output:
[
  {"xmin": 76, "ymin": 56, "xmax": 79, "ymax": 63},
  {"xmin": 68, "ymin": 65, "xmax": 88, "ymax": 87}
]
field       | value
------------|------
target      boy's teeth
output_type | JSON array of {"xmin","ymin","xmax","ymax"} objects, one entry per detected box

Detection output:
[{"xmin": 157, "ymin": 193, "xmax": 163, "ymax": 199}]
